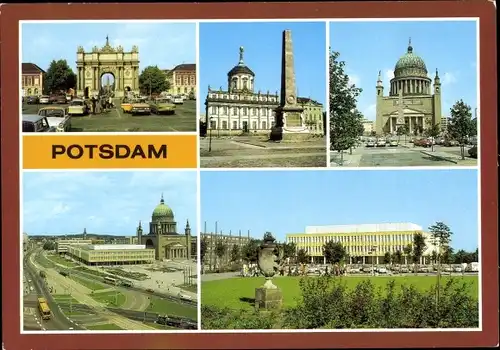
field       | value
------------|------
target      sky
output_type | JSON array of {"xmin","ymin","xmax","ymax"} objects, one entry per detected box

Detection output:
[
  {"xmin": 23, "ymin": 171, "xmax": 197, "ymax": 237},
  {"xmin": 201, "ymin": 170, "xmax": 479, "ymax": 251},
  {"xmin": 199, "ymin": 21, "xmax": 326, "ymax": 109},
  {"xmin": 21, "ymin": 21, "xmax": 196, "ymax": 82},
  {"xmin": 329, "ymin": 20, "xmax": 478, "ymax": 121}
]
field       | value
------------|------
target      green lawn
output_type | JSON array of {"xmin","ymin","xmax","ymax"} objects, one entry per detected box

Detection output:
[
  {"xmin": 202, "ymin": 276, "xmax": 479, "ymax": 310},
  {"xmin": 52, "ymin": 295, "xmax": 95, "ymax": 316},
  {"xmin": 90, "ymin": 291, "xmax": 126, "ymax": 307},
  {"xmin": 69, "ymin": 273, "xmax": 107, "ymax": 291},
  {"xmin": 147, "ymin": 296, "xmax": 197, "ymax": 320},
  {"xmin": 178, "ymin": 284, "xmax": 197, "ymax": 293},
  {"xmin": 86, "ymin": 323, "xmax": 123, "ymax": 330},
  {"xmin": 75, "ymin": 266, "xmax": 108, "ymax": 278},
  {"xmin": 46, "ymin": 254, "xmax": 77, "ymax": 267},
  {"xmin": 35, "ymin": 253, "xmax": 56, "ymax": 268}
]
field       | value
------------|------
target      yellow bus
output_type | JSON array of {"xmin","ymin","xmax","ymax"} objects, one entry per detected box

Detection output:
[{"xmin": 37, "ymin": 297, "xmax": 51, "ymax": 320}]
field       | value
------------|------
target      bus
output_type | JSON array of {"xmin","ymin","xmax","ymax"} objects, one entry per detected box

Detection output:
[
  {"xmin": 37, "ymin": 297, "xmax": 51, "ymax": 320},
  {"xmin": 103, "ymin": 276, "xmax": 117, "ymax": 285}
]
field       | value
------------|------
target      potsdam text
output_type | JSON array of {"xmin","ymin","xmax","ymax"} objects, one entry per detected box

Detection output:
[{"xmin": 51, "ymin": 144, "xmax": 168, "ymax": 160}]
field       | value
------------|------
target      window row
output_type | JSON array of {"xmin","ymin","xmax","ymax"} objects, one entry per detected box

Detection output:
[{"xmin": 210, "ymin": 105, "xmax": 275, "ymax": 116}]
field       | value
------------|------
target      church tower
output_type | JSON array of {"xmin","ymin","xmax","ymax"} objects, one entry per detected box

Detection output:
[
  {"xmin": 433, "ymin": 68, "xmax": 442, "ymax": 129},
  {"xmin": 136, "ymin": 221, "xmax": 143, "ymax": 245},
  {"xmin": 83, "ymin": 227, "xmax": 87, "ymax": 240},
  {"xmin": 375, "ymin": 70, "xmax": 384, "ymax": 135},
  {"xmin": 185, "ymin": 219, "xmax": 192, "ymax": 259}
]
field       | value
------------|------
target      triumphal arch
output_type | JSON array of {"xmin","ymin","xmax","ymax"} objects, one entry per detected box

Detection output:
[{"xmin": 76, "ymin": 36, "xmax": 140, "ymax": 98}]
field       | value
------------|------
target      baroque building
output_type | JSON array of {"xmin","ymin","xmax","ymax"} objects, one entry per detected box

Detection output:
[
  {"xmin": 136, "ymin": 194, "xmax": 193, "ymax": 261},
  {"xmin": 22, "ymin": 63, "xmax": 45, "ymax": 96},
  {"xmin": 375, "ymin": 39, "xmax": 442, "ymax": 135},
  {"xmin": 204, "ymin": 47, "xmax": 324, "ymax": 136},
  {"xmin": 163, "ymin": 64, "xmax": 196, "ymax": 96}
]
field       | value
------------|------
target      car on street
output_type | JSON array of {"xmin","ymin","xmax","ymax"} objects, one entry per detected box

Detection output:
[
  {"xmin": 55, "ymin": 95, "xmax": 67, "ymax": 104},
  {"xmin": 26, "ymin": 96, "xmax": 39, "ymax": 104},
  {"xmin": 468, "ymin": 145, "xmax": 478, "ymax": 158},
  {"xmin": 376, "ymin": 138, "xmax": 386, "ymax": 147},
  {"xmin": 388, "ymin": 139, "xmax": 399, "ymax": 147},
  {"xmin": 443, "ymin": 139, "xmax": 459, "ymax": 147},
  {"xmin": 366, "ymin": 138, "xmax": 376, "ymax": 147},
  {"xmin": 172, "ymin": 96, "xmax": 184, "ymax": 105},
  {"xmin": 149, "ymin": 97, "xmax": 176, "ymax": 115},
  {"xmin": 22, "ymin": 114, "xmax": 56, "ymax": 132},
  {"xmin": 39, "ymin": 95, "xmax": 50, "ymax": 104},
  {"xmin": 38, "ymin": 106, "xmax": 72, "ymax": 132},
  {"xmin": 131, "ymin": 99, "xmax": 151, "ymax": 116},
  {"xmin": 68, "ymin": 99, "xmax": 89, "ymax": 116},
  {"xmin": 414, "ymin": 138, "xmax": 432, "ymax": 148},
  {"xmin": 121, "ymin": 98, "xmax": 135, "ymax": 113}
]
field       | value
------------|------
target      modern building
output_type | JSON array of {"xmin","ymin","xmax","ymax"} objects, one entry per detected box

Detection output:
[
  {"xmin": 362, "ymin": 119, "xmax": 375, "ymax": 135},
  {"xmin": 136, "ymin": 194, "xmax": 194, "ymax": 261},
  {"xmin": 440, "ymin": 116, "xmax": 451, "ymax": 132},
  {"xmin": 375, "ymin": 39, "xmax": 442, "ymax": 135},
  {"xmin": 67, "ymin": 244, "xmax": 155, "ymax": 266},
  {"xmin": 164, "ymin": 63, "xmax": 196, "ymax": 96},
  {"xmin": 204, "ymin": 47, "xmax": 324, "ymax": 136},
  {"xmin": 112, "ymin": 236, "xmax": 138, "ymax": 245},
  {"xmin": 201, "ymin": 231, "xmax": 252, "ymax": 267},
  {"xmin": 286, "ymin": 223, "xmax": 439, "ymax": 264},
  {"xmin": 56, "ymin": 239, "xmax": 94, "ymax": 254},
  {"xmin": 22, "ymin": 63, "xmax": 45, "ymax": 97}
]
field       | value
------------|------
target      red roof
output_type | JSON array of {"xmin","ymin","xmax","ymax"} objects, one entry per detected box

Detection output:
[
  {"xmin": 172, "ymin": 63, "xmax": 196, "ymax": 72},
  {"xmin": 22, "ymin": 63, "xmax": 45, "ymax": 74}
]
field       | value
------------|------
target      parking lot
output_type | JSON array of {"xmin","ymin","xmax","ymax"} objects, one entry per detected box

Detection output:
[
  {"xmin": 22, "ymin": 99, "xmax": 196, "ymax": 132},
  {"xmin": 330, "ymin": 141, "xmax": 477, "ymax": 167}
]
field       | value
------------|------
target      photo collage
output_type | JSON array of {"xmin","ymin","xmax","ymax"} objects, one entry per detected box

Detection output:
[{"xmin": 20, "ymin": 19, "xmax": 480, "ymax": 333}]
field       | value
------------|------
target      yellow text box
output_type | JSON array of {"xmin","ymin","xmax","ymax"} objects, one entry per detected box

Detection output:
[{"xmin": 23, "ymin": 135, "xmax": 197, "ymax": 169}]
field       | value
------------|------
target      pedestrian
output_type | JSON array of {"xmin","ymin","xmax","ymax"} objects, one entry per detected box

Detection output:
[
  {"xmin": 91, "ymin": 96, "xmax": 97, "ymax": 115},
  {"xmin": 108, "ymin": 95, "xmax": 113, "ymax": 109}
]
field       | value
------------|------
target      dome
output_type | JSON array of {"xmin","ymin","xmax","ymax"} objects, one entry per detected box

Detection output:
[
  {"xmin": 152, "ymin": 194, "xmax": 174, "ymax": 220},
  {"xmin": 394, "ymin": 40, "xmax": 428, "ymax": 78},
  {"xmin": 227, "ymin": 46, "xmax": 255, "ymax": 77}
]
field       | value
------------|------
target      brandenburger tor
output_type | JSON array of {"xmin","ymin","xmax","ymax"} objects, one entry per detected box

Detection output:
[{"xmin": 375, "ymin": 39, "xmax": 442, "ymax": 135}]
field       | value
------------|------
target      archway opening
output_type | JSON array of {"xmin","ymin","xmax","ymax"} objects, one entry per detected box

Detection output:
[
  {"xmin": 84, "ymin": 87, "xmax": 90, "ymax": 99},
  {"xmin": 145, "ymin": 239, "xmax": 154, "ymax": 249},
  {"xmin": 100, "ymin": 73, "xmax": 115, "ymax": 96}
]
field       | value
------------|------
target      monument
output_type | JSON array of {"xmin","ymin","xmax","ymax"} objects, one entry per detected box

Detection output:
[
  {"xmin": 254, "ymin": 232, "xmax": 283, "ymax": 310},
  {"xmin": 270, "ymin": 30, "xmax": 311, "ymax": 141}
]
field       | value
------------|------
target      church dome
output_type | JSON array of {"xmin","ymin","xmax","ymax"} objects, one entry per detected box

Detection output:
[
  {"xmin": 394, "ymin": 41, "xmax": 428, "ymax": 78},
  {"xmin": 227, "ymin": 46, "xmax": 255, "ymax": 77},
  {"xmin": 152, "ymin": 194, "xmax": 174, "ymax": 220}
]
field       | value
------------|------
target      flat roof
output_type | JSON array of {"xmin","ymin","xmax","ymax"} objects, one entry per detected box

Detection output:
[
  {"xmin": 86, "ymin": 244, "xmax": 148, "ymax": 250},
  {"xmin": 304, "ymin": 223, "xmax": 423, "ymax": 234}
]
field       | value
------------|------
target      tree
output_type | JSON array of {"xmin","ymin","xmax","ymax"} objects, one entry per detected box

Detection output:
[
  {"xmin": 230, "ymin": 244, "xmax": 241, "ymax": 263},
  {"xmin": 329, "ymin": 50, "xmax": 364, "ymax": 166},
  {"xmin": 428, "ymin": 221, "xmax": 453, "ymax": 306},
  {"xmin": 448, "ymin": 100, "xmax": 475, "ymax": 159},
  {"xmin": 43, "ymin": 241, "xmax": 55, "ymax": 251},
  {"xmin": 370, "ymin": 130, "xmax": 376, "ymax": 137},
  {"xmin": 441, "ymin": 246, "xmax": 454, "ymax": 273},
  {"xmin": 138, "ymin": 66, "xmax": 169, "ymax": 95},
  {"xmin": 282, "ymin": 242, "xmax": 297, "ymax": 263},
  {"xmin": 240, "ymin": 239, "xmax": 261, "ymax": 263},
  {"xmin": 453, "ymin": 249, "xmax": 467, "ymax": 264},
  {"xmin": 383, "ymin": 252, "xmax": 391, "ymax": 265},
  {"xmin": 412, "ymin": 232, "xmax": 427, "ymax": 274},
  {"xmin": 403, "ymin": 244, "xmax": 412, "ymax": 271},
  {"xmin": 430, "ymin": 250, "xmax": 438, "ymax": 265},
  {"xmin": 296, "ymin": 248, "xmax": 309, "ymax": 264},
  {"xmin": 43, "ymin": 60, "xmax": 77, "ymax": 94},
  {"xmin": 214, "ymin": 240, "xmax": 227, "ymax": 270},
  {"xmin": 322, "ymin": 240, "xmax": 347, "ymax": 265},
  {"xmin": 424, "ymin": 123, "xmax": 441, "ymax": 151},
  {"xmin": 392, "ymin": 250, "xmax": 403, "ymax": 265},
  {"xmin": 200, "ymin": 238, "xmax": 208, "ymax": 273}
]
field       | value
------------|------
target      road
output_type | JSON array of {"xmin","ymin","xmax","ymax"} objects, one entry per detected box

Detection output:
[
  {"xmin": 23, "ymin": 252, "xmax": 82, "ymax": 331},
  {"xmin": 330, "ymin": 142, "xmax": 477, "ymax": 167}
]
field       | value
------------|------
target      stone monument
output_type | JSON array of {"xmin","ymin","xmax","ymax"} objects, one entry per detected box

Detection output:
[
  {"xmin": 255, "ymin": 232, "xmax": 283, "ymax": 310},
  {"xmin": 270, "ymin": 30, "xmax": 310, "ymax": 141}
]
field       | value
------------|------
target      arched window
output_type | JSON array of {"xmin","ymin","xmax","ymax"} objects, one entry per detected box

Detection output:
[{"xmin": 242, "ymin": 78, "xmax": 248, "ymax": 90}]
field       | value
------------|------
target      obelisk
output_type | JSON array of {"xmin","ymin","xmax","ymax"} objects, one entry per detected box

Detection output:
[{"xmin": 270, "ymin": 29, "xmax": 310, "ymax": 141}]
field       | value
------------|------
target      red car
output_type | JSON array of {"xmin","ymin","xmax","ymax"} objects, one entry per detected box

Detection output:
[{"xmin": 414, "ymin": 138, "xmax": 432, "ymax": 148}]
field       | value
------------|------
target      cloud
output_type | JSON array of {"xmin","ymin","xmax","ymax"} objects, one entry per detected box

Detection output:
[
  {"xmin": 385, "ymin": 69, "xmax": 394, "ymax": 80},
  {"xmin": 348, "ymin": 73, "xmax": 360, "ymax": 87},
  {"xmin": 441, "ymin": 72, "xmax": 458, "ymax": 85},
  {"xmin": 50, "ymin": 203, "xmax": 71, "ymax": 216},
  {"xmin": 362, "ymin": 104, "xmax": 377, "ymax": 121}
]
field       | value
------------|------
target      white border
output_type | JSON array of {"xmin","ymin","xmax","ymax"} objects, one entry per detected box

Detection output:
[
  {"xmin": 325, "ymin": 22, "xmax": 331, "ymax": 167},
  {"xmin": 18, "ymin": 17, "xmax": 482, "ymax": 335}
]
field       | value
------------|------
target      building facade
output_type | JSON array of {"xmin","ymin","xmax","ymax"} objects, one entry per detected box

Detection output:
[
  {"xmin": 22, "ymin": 63, "xmax": 45, "ymax": 96},
  {"xmin": 164, "ymin": 63, "xmax": 196, "ymax": 96},
  {"xmin": 56, "ymin": 239, "xmax": 94, "ymax": 254},
  {"xmin": 204, "ymin": 47, "xmax": 324, "ymax": 136},
  {"xmin": 440, "ymin": 116, "xmax": 451, "ymax": 132},
  {"xmin": 136, "ymin": 194, "xmax": 193, "ymax": 261},
  {"xmin": 375, "ymin": 40, "xmax": 442, "ymax": 135},
  {"xmin": 67, "ymin": 244, "xmax": 155, "ymax": 265},
  {"xmin": 362, "ymin": 119, "xmax": 375, "ymax": 135},
  {"xmin": 201, "ymin": 232, "xmax": 252, "ymax": 267},
  {"xmin": 286, "ymin": 223, "xmax": 439, "ymax": 264}
]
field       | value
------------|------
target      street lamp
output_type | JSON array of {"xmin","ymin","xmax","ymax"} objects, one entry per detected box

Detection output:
[
  {"xmin": 208, "ymin": 117, "xmax": 214, "ymax": 152},
  {"xmin": 369, "ymin": 246, "xmax": 377, "ymax": 276}
]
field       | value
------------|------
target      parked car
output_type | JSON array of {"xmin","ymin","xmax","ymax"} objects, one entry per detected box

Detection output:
[
  {"xmin": 172, "ymin": 96, "xmax": 184, "ymax": 105},
  {"xmin": 388, "ymin": 139, "xmax": 399, "ymax": 147},
  {"xmin": 39, "ymin": 95, "xmax": 50, "ymax": 104},
  {"xmin": 130, "ymin": 99, "xmax": 151, "ymax": 116},
  {"xmin": 443, "ymin": 139, "xmax": 459, "ymax": 147},
  {"xmin": 68, "ymin": 99, "xmax": 89, "ymax": 116},
  {"xmin": 376, "ymin": 138, "xmax": 386, "ymax": 147},
  {"xmin": 366, "ymin": 138, "xmax": 376, "ymax": 147},
  {"xmin": 121, "ymin": 98, "xmax": 135, "ymax": 113},
  {"xmin": 149, "ymin": 97, "xmax": 176, "ymax": 115},
  {"xmin": 414, "ymin": 138, "xmax": 432, "ymax": 148},
  {"xmin": 22, "ymin": 114, "xmax": 56, "ymax": 132},
  {"xmin": 468, "ymin": 145, "xmax": 478, "ymax": 158},
  {"xmin": 66, "ymin": 95, "xmax": 72, "ymax": 102},
  {"xmin": 38, "ymin": 106, "xmax": 72, "ymax": 132},
  {"xmin": 49, "ymin": 95, "xmax": 59, "ymax": 104},
  {"xmin": 55, "ymin": 95, "xmax": 67, "ymax": 104},
  {"xmin": 26, "ymin": 96, "xmax": 39, "ymax": 104}
]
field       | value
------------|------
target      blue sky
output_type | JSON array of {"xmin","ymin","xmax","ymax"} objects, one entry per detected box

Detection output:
[
  {"xmin": 23, "ymin": 171, "xmax": 197, "ymax": 237},
  {"xmin": 330, "ymin": 20, "xmax": 478, "ymax": 120},
  {"xmin": 201, "ymin": 170, "xmax": 479, "ymax": 251},
  {"xmin": 21, "ymin": 21, "xmax": 196, "ymax": 81},
  {"xmin": 199, "ymin": 21, "xmax": 326, "ymax": 110}
]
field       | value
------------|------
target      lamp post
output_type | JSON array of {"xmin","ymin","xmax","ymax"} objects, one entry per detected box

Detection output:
[
  {"xmin": 369, "ymin": 246, "xmax": 377, "ymax": 276},
  {"xmin": 208, "ymin": 117, "xmax": 214, "ymax": 152}
]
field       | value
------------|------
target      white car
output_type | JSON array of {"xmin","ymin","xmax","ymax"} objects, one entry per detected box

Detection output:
[
  {"xmin": 178, "ymin": 293, "xmax": 192, "ymax": 301},
  {"xmin": 39, "ymin": 95, "xmax": 50, "ymax": 104},
  {"xmin": 38, "ymin": 107, "xmax": 72, "ymax": 132},
  {"xmin": 172, "ymin": 96, "xmax": 184, "ymax": 105},
  {"xmin": 377, "ymin": 267, "xmax": 388, "ymax": 274},
  {"xmin": 68, "ymin": 99, "xmax": 88, "ymax": 116},
  {"xmin": 366, "ymin": 139, "xmax": 376, "ymax": 147},
  {"xmin": 376, "ymin": 138, "xmax": 387, "ymax": 147},
  {"xmin": 389, "ymin": 139, "xmax": 399, "ymax": 147}
]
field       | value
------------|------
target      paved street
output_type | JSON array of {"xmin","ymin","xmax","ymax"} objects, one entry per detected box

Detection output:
[
  {"xmin": 330, "ymin": 142, "xmax": 477, "ymax": 167},
  {"xmin": 200, "ymin": 136, "xmax": 327, "ymax": 168},
  {"xmin": 22, "ymin": 99, "xmax": 196, "ymax": 132}
]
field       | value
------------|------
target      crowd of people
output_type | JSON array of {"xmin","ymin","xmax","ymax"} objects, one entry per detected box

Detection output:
[{"xmin": 240, "ymin": 263, "xmax": 347, "ymax": 278}]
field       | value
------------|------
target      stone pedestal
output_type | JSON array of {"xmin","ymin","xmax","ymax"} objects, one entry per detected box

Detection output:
[{"xmin": 255, "ymin": 279, "xmax": 283, "ymax": 310}]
